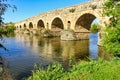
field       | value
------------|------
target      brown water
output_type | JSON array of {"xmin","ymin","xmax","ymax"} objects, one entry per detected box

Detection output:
[{"xmin": 0, "ymin": 33, "xmax": 98, "ymax": 80}]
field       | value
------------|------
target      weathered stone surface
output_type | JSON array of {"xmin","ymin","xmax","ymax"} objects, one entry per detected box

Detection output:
[
  {"xmin": 61, "ymin": 30, "xmax": 77, "ymax": 40},
  {"xmin": 75, "ymin": 32, "xmax": 90, "ymax": 40},
  {"xmin": 32, "ymin": 29, "xmax": 38, "ymax": 35},
  {"xmin": 23, "ymin": 30, "xmax": 30, "ymax": 34}
]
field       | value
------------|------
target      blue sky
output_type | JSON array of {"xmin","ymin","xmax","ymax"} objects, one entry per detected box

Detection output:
[{"xmin": 3, "ymin": 0, "xmax": 90, "ymax": 23}]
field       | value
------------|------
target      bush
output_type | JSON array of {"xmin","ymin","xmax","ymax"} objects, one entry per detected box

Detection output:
[
  {"xmin": 102, "ymin": 0, "xmax": 120, "ymax": 56},
  {"xmin": 26, "ymin": 58, "xmax": 120, "ymax": 80},
  {"xmin": 103, "ymin": 26, "xmax": 120, "ymax": 56},
  {"xmin": 0, "ymin": 25, "xmax": 15, "ymax": 35},
  {"xmin": 69, "ymin": 8, "xmax": 76, "ymax": 13},
  {"xmin": 62, "ymin": 58, "xmax": 120, "ymax": 80},
  {"xmin": 90, "ymin": 24, "xmax": 100, "ymax": 33},
  {"xmin": 90, "ymin": 5, "xmax": 97, "ymax": 10},
  {"xmin": 26, "ymin": 62, "xmax": 66, "ymax": 80}
]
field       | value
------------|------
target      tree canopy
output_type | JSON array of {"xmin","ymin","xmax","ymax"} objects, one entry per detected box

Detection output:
[
  {"xmin": 0, "ymin": 0, "xmax": 16, "ymax": 26},
  {"xmin": 0, "ymin": 0, "xmax": 16, "ymax": 50},
  {"xmin": 103, "ymin": 0, "xmax": 120, "ymax": 56}
]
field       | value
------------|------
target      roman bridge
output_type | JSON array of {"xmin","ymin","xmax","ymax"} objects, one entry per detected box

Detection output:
[{"xmin": 15, "ymin": 0, "xmax": 109, "ymax": 45}]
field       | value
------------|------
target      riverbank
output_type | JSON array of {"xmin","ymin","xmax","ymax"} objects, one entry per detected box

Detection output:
[
  {"xmin": 26, "ymin": 57, "xmax": 120, "ymax": 80},
  {"xmin": 0, "ymin": 68, "xmax": 13, "ymax": 80},
  {"xmin": 0, "ymin": 56, "xmax": 13, "ymax": 80}
]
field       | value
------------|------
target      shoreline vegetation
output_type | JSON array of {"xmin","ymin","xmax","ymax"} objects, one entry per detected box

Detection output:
[{"xmin": 25, "ymin": 57, "xmax": 120, "ymax": 80}]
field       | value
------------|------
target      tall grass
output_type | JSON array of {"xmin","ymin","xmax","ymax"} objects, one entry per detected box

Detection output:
[{"xmin": 25, "ymin": 57, "xmax": 120, "ymax": 80}]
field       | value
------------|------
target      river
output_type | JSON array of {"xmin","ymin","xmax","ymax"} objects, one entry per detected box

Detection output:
[{"xmin": 0, "ymin": 33, "xmax": 98, "ymax": 80}]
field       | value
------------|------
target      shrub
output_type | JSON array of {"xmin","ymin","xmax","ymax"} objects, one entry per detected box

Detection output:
[
  {"xmin": 90, "ymin": 24, "xmax": 100, "ymax": 33},
  {"xmin": 69, "ymin": 8, "xmax": 76, "ymax": 13},
  {"xmin": 26, "ymin": 58, "xmax": 120, "ymax": 80},
  {"xmin": 90, "ymin": 5, "xmax": 97, "ymax": 10},
  {"xmin": 102, "ymin": 0, "xmax": 120, "ymax": 56},
  {"xmin": 26, "ymin": 62, "xmax": 66, "ymax": 80}
]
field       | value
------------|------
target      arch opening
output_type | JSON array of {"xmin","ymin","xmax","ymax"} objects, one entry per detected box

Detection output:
[
  {"xmin": 75, "ymin": 13, "xmax": 97, "ymax": 32},
  {"xmin": 51, "ymin": 17, "xmax": 64, "ymax": 31},
  {"xmin": 29, "ymin": 22, "xmax": 33, "ymax": 29},
  {"xmin": 24, "ymin": 24, "xmax": 26, "ymax": 29},
  {"xmin": 75, "ymin": 13, "xmax": 100, "ymax": 60},
  {"xmin": 20, "ymin": 25, "xmax": 22, "ymax": 29},
  {"xmin": 37, "ymin": 20, "xmax": 45, "ymax": 29}
]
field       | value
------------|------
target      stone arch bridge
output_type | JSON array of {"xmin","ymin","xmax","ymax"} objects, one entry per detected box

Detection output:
[{"xmin": 15, "ymin": 0, "xmax": 109, "ymax": 45}]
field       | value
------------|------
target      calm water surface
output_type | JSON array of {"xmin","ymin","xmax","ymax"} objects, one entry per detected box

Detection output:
[{"xmin": 0, "ymin": 33, "xmax": 98, "ymax": 80}]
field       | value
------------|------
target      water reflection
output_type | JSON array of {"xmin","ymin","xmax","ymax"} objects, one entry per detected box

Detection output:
[
  {"xmin": 15, "ymin": 33, "xmax": 97, "ymax": 69},
  {"xmin": 89, "ymin": 33, "xmax": 98, "ymax": 60},
  {"xmin": 16, "ymin": 34, "xmax": 90, "ymax": 61},
  {"xmin": 0, "ymin": 33, "xmax": 98, "ymax": 79}
]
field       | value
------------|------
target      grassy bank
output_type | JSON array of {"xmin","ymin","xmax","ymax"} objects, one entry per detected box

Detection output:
[{"xmin": 25, "ymin": 57, "xmax": 120, "ymax": 80}]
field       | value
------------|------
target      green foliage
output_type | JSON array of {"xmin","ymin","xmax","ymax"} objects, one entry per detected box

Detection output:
[
  {"xmin": 41, "ymin": 29, "xmax": 50, "ymax": 34},
  {"xmin": 90, "ymin": 5, "xmax": 97, "ymax": 10},
  {"xmin": 27, "ymin": 62, "xmax": 66, "ymax": 80},
  {"xmin": 103, "ymin": 27, "xmax": 120, "ymax": 55},
  {"xmin": 69, "ymin": 8, "xmax": 76, "ymax": 13},
  {"xmin": 0, "ymin": 0, "xmax": 16, "ymax": 25},
  {"xmin": 0, "ymin": 0, "xmax": 16, "ymax": 50},
  {"xmin": 102, "ymin": 0, "xmax": 120, "ymax": 55},
  {"xmin": 0, "ymin": 25, "xmax": 15, "ymax": 35},
  {"xmin": 90, "ymin": 24, "xmax": 101, "ymax": 33},
  {"xmin": 26, "ymin": 58, "xmax": 120, "ymax": 80},
  {"xmin": 62, "ymin": 58, "xmax": 120, "ymax": 80}
]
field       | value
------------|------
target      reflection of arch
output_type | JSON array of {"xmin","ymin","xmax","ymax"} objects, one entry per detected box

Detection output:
[
  {"xmin": 29, "ymin": 22, "xmax": 33, "ymax": 29},
  {"xmin": 75, "ymin": 13, "xmax": 97, "ymax": 32},
  {"xmin": 51, "ymin": 17, "xmax": 64, "ymax": 31},
  {"xmin": 37, "ymin": 20, "xmax": 45, "ymax": 29},
  {"xmin": 23, "ymin": 24, "xmax": 26, "ymax": 28}
]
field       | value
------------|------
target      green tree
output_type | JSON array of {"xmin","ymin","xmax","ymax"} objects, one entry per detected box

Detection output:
[
  {"xmin": 0, "ymin": 0, "xmax": 16, "ymax": 50},
  {"xmin": 0, "ymin": 0, "xmax": 16, "ymax": 25},
  {"xmin": 103, "ymin": 0, "xmax": 120, "ymax": 56}
]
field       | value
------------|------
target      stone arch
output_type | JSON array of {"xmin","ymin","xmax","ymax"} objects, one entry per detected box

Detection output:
[
  {"xmin": 37, "ymin": 20, "xmax": 45, "ymax": 29},
  {"xmin": 23, "ymin": 23, "xmax": 27, "ymax": 29},
  {"xmin": 29, "ymin": 22, "xmax": 33, "ymax": 29},
  {"xmin": 75, "ymin": 13, "xmax": 98, "ymax": 32},
  {"xmin": 51, "ymin": 17, "xmax": 64, "ymax": 31}
]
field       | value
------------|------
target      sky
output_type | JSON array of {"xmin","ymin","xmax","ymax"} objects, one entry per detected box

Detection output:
[{"xmin": 2, "ymin": 0, "xmax": 91, "ymax": 23}]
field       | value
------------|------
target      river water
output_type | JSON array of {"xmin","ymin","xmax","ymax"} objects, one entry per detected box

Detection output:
[{"xmin": 0, "ymin": 33, "xmax": 98, "ymax": 80}]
